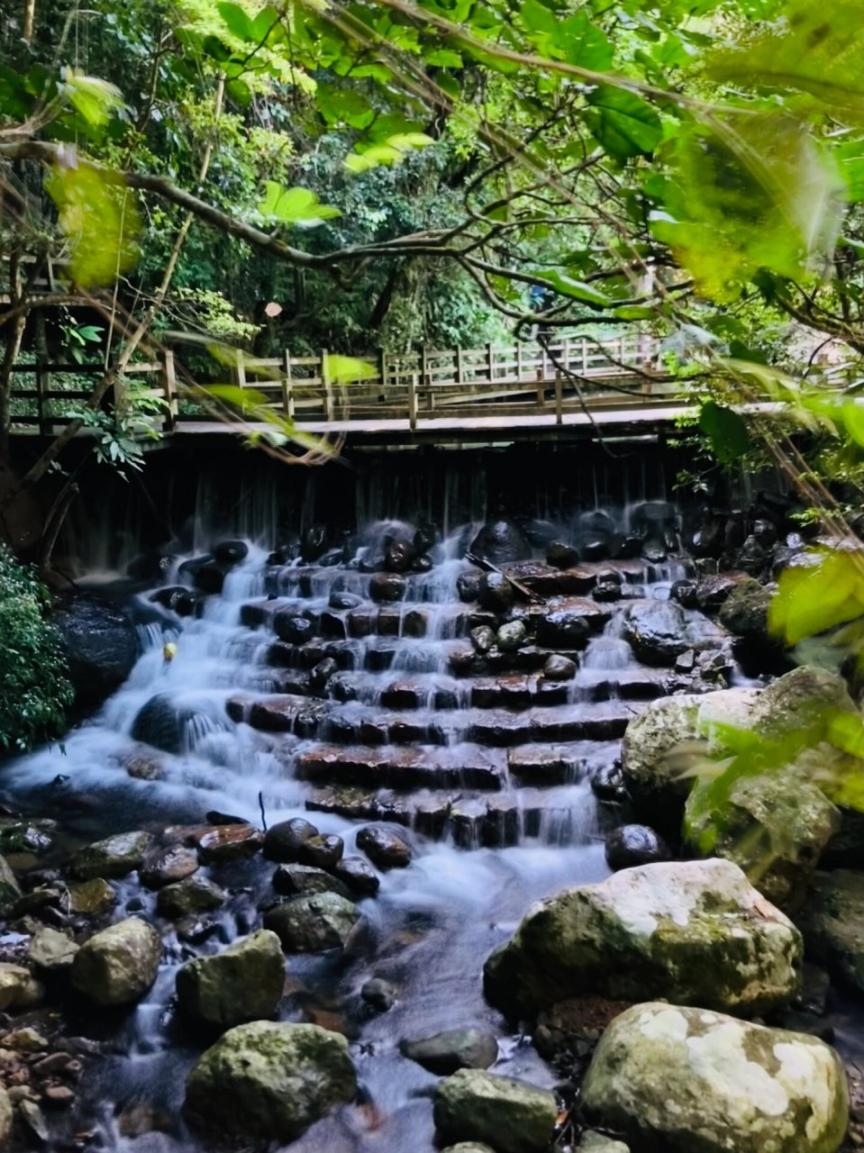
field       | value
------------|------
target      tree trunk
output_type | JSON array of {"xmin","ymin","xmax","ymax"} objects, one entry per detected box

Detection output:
[{"xmin": 22, "ymin": 0, "xmax": 36, "ymax": 42}]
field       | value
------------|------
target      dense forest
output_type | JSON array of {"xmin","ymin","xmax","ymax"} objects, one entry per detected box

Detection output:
[{"xmin": 3, "ymin": 2, "xmax": 864, "ymax": 1153}]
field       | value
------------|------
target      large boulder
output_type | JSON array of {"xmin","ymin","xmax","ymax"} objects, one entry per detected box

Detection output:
[
  {"xmin": 620, "ymin": 688, "xmax": 758, "ymax": 813},
  {"xmin": 483, "ymin": 859, "xmax": 801, "ymax": 1020},
  {"xmin": 184, "ymin": 1021, "xmax": 356, "ymax": 1143},
  {"xmin": 433, "ymin": 1068, "xmax": 557, "ymax": 1153},
  {"xmin": 53, "ymin": 594, "xmax": 139, "ymax": 707},
  {"xmin": 749, "ymin": 666, "xmax": 856, "ymax": 735},
  {"xmin": 469, "ymin": 521, "xmax": 531, "ymax": 565},
  {"xmin": 71, "ymin": 917, "xmax": 162, "ymax": 1006},
  {"xmin": 581, "ymin": 1002, "xmax": 848, "ymax": 1153},
  {"xmin": 131, "ymin": 694, "xmax": 220, "ymax": 755},
  {"xmin": 263, "ymin": 892, "xmax": 360, "ymax": 953},
  {"xmin": 685, "ymin": 770, "xmax": 841, "ymax": 909},
  {"xmin": 176, "ymin": 930, "xmax": 284, "ymax": 1030},
  {"xmin": 0, "ymin": 1087, "xmax": 11, "ymax": 1149},
  {"xmin": 718, "ymin": 577, "xmax": 773, "ymax": 639},
  {"xmin": 621, "ymin": 600, "xmax": 723, "ymax": 666},
  {"xmin": 797, "ymin": 870, "xmax": 864, "ymax": 995}
]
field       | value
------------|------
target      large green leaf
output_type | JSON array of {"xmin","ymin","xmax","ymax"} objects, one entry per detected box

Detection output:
[
  {"xmin": 45, "ymin": 163, "xmax": 140, "ymax": 287},
  {"xmin": 769, "ymin": 549, "xmax": 864, "ymax": 645},
  {"xmin": 61, "ymin": 70, "xmax": 124, "ymax": 128},
  {"xmin": 532, "ymin": 269, "xmax": 612, "ymax": 306},
  {"xmin": 258, "ymin": 183, "xmax": 341, "ymax": 227},
  {"xmin": 217, "ymin": 1, "xmax": 254, "ymax": 42},
  {"xmin": 697, "ymin": 400, "xmax": 751, "ymax": 465},
  {"xmin": 585, "ymin": 86, "xmax": 662, "ymax": 159},
  {"xmin": 554, "ymin": 13, "xmax": 613, "ymax": 70}
]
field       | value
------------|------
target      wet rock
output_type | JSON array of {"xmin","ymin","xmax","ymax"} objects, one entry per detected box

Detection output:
[
  {"xmin": 0, "ymin": 963, "xmax": 38, "ymax": 1010},
  {"xmin": 20, "ymin": 1098, "xmax": 50, "ymax": 1143},
  {"xmin": 0, "ymin": 817, "xmax": 55, "ymax": 855},
  {"xmin": 53, "ymin": 595, "xmax": 139, "ymax": 707},
  {"xmin": 798, "ymin": 870, "xmax": 864, "ymax": 994},
  {"xmin": 356, "ymin": 826, "xmax": 411, "ymax": 870},
  {"xmin": 298, "ymin": 834, "xmax": 344, "ymax": 870},
  {"xmin": 577, "ymin": 1133, "xmax": 630, "ymax": 1153},
  {"xmin": 361, "ymin": 978, "xmax": 396, "ymax": 1011},
  {"xmin": 263, "ymin": 892, "xmax": 361, "ymax": 953},
  {"xmin": 470, "ymin": 521, "xmax": 531, "ymax": 565},
  {"xmin": 470, "ymin": 625, "xmax": 496, "ymax": 654},
  {"xmin": 385, "ymin": 539, "xmax": 414, "ymax": 573},
  {"xmin": 581, "ymin": 1003, "xmax": 848, "ymax": 1153},
  {"xmin": 547, "ymin": 542, "xmax": 580, "ymax": 569},
  {"xmin": 43, "ymin": 1085, "xmax": 75, "ymax": 1108},
  {"xmin": 131, "ymin": 694, "xmax": 201, "ymax": 754},
  {"xmin": 753, "ymin": 665, "xmax": 856, "ymax": 735},
  {"xmin": 369, "ymin": 572, "xmax": 407, "ymax": 603},
  {"xmin": 273, "ymin": 864, "xmax": 352, "ymax": 900},
  {"xmin": 184, "ymin": 1021, "xmax": 357, "ymax": 1143},
  {"xmin": 593, "ymin": 580, "xmax": 621, "ymax": 603},
  {"xmin": 197, "ymin": 824, "xmax": 263, "ymax": 863},
  {"xmin": 434, "ymin": 1068, "xmax": 557, "ymax": 1153},
  {"xmin": 71, "ymin": 917, "xmax": 162, "ymax": 1007},
  {"xmin": 156, "ymin": 876, "xmax": 226, "ymax": 919},
  {"xmin": 621, "ymin": 600, "xmax": 689, "ymax": 665},
  {"xmin": 329, "ymin": 591, "xmax": 362, "ymax": 611},
  {"xmin": 737, "ymin": 533, "xmax": 770, "ymax": 575},
  {"xmin": 543, "ymin": 654, "xmax": 577, "ymax": 681},
  {"xmin": 685, "ymin": 769, "xmax": 840, "ymax": 909},
  {"xmin": 263, "ymin": 817, "xmax": 319, "ymax": 863},
  {"xmin": 70, "ymin": 831, "xmax": 155, "ymax": 881},
  {"xmin": 582, "ymin": 540, "xmax": 609, "ymax": 562},
  {"xmin": 0, "ymin": 853, "xmax": 21, "ymax": 914},
  {"xmin": 140, "ymin": 846, "xmax": 199, "ymax": 889},
  {"xmin": 211, "ymin": 540, "xmax": 248, "ymax": 565},
  {"xmin": 300, "ymin": 526, "xmax": 328, "ymax": 563},
  {"xmin": 457, "ymin": 572, "xmax": 483, "ymax": 603},
  {"xmin": 717, "ymin": 577, "xmax": 773, "ymax": 639},
  {"xmin": 670, "ymin": 578, "xmax": 698, "ymax": 608},
  {"xmin": 496, "ymin": 620, "xmax": 527, "ymax": 652},
  {"xmin": 483, "ymin": 859, "xmax": 802, "ymax": 1019},
  {"xmin": 441, "ymin": 1146, "xmax": 496, "ymax": 1153},
  {"xmin": 533, "ymin": 996, "xmax": 632, "ymax": 1063},
  {"xmin": 68, "ymin": 878, "xmax": 116, "ymax": 916},
  {"xmin": 176, "ymin": 930, "xmax": 285, "ymax": 1030},
  {"xmin": 401, "ymin": 1028, "xmax": 498, "ymax": 1074},
  {"xmin": 604, "ymin": 825, "xmax": 671, "ymax": 870},
  {"xmin": 478, "ymin": 572, "xmax": 515, "ymax": 613},
  {"xmin": 0, "ymin": 1087, "xmax": 10, "ymax": 1147},
  {"xmin": 695, "ymin": 572, "xmax": 746, "ymax": 612},
  {"xmin": 29, "ymin": 926, "xmax": 78, "ymax": 973},
  {"xmin": 536, "ymin": 604, "xmax": 596, "ymax": 647},
  {"xmin": 333, "ymin": 856, "xmax": 380, "ymax": 897},
  {"xmin": 274, "ymin": 613, "xmax": 315, "ymax": 644},
  {"xmin": 620, "ymin": 687, "xmax": 758, "ymax": 814}
]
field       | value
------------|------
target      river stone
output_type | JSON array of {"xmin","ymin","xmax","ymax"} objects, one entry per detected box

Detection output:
[
  {"xmin": 69, "ymin": 877, "xmax": 117, "ymax": 916},
  {"xmin": 605, "ymin": 825, "xmax": 671, "ymax": 870},
  {"xmin": 71, "ymin": 830, "xmax": 155, "ymax": 880},
  {"xmin": 361, "ymin": 977, "xmax": 397, "ymax": 1011},
  {"xmin": 581, "ymin": 1002, "xmax": 849, "ymax": 1153},
  {"xmin": 0, "ymin": 853, "xmax": 21, "ymax": 914},
  {"xmin": 30, "ymin": 926, "xmax": 79, "ymax": 973},
  {"xmin": 483, "ymin": 859, "xmax": 802, "ymax": 1020},
  {"xmin": 140, "ymin": 845, "xmax": 199, "ymax": 889},
  {"xmin": 272, "ymin": 863, "xmax": 351, "ymax": 900},
  {"xmin": 442, "ymin": 1146, "xmax": 496, "ymax": 1153},
  {"xmin": 621, "ymin": 600, "xmax": 690, "ymax": 665},
  {"xmin": 157, "ymin": 875, "xmax": 226, "ymax": 919},
  {"xmin": 750, "ymin": 666, "xmax": 857, "ymax": 736},
  {"xmin": 544, "ymin": 654, "xmax": 577, "ymax": 681},
  {"xmin": 0, "ymin": 963, "xmax": 36, "ymax": 1010},
  {"xmin": 298, "ymin": 833, "xmax": 344, "ymax": 870},
  {"xmin": 471, "ymin": 520, "xmax": 531, "ymax": 565},
  {"xmin": 369, "ymin": 572, "xmax": 407, "ymax": 603},
  {"xmin": 197, "ymin": 824, "xmax": 263, "ymax": 863},
  {"xmin": 333, "ymin": 856, "xmax": 380, "ymax": 897},
  {"xmin": 263, "ymin": 817, "xmax": 319, "ymax": 862},
  {"xmin": 620, "ymin": 687, "xmax": 758, "ymax": 810},
  {"xmin": 684, "ymin": 770, "xmax": 841, "ymax": 909},
  {"xmin": 434, "ymin": 1068, "xmax": 557, "ymax": 1153},
  {"xmin": 718, "ymin": 578, "xmax": 773, "ymax": 639},
  {"xmin": 0, "ymin": 1087, "xmax": 10, "ymax": 1147},
  {"xmin": 798, "ymin": 870, "xmax": 864, "ymax": 994},
  {"xmin": 401, "ymin": 1028, "xmax": 498, "ymax": 1074},
  {"xmin": 185, "ymin": 1020, "xmax": 356, "ymax": 1142},
  {"xmin": 71, "ymin": 917, "xmax": 162, "ymax": 1006},
  {"xmin": 497, "ymin": 620, "xmax": 527, "ymax": 652},
  {"xmin": 479, "ymin": 572, "xmax": 516, "ymax": 613},
  {"xmin": 263, "ymin": 892, "xmax": 360, "ymax": 953},
  {"xmin": 53, "ymin": 595, "xmax": 139, "ymax": 707},
  {"xmin": 356, "ymin": 826, "xmax": 411, "ymax": 869},
  {"xmin": 578, "ymin": 1134, "xmax": 630, "ymax": 1153},
  {"xmin": 176, "ymin": 930, "xmax": 284, "ymax": 1029}
]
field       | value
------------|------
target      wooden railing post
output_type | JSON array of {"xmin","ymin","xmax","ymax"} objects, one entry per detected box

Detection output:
[
  {"xmin": 321, "ymin": 349, "xmax": 334, "ymax": 421},
  {"xmin": 421, "ymin": 344, "xmax": 430, "ymax": 415},
  {"xmin": 283, "ymin": 350, "xmax": 295, "ymax": 419},
  {"xmin": 408, "ymin": 371, "xmax": 418, "ymax": 430},
  {"xmin": 554, "ymin": 370, "xmax": 563, "ymax": 424},
  {"xmin": 35, "ymin": 360, "xmax": 47, "ymax": 436},
  {"xmin": 162, "ymin": 348, "xmax": 177, "ymax": 431},
  {"xmin": 486, "ymin": 342, "xmax": 494, "ymax": 386}
]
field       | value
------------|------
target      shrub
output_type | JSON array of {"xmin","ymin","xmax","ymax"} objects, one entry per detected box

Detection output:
[{"xmin": 0, "ymin": 545, "xmax": 73, "ymax": 753}]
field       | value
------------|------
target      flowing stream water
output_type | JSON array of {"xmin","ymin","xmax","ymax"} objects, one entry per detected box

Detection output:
[{"xmin": 2, "ymin": 522, "xmax": 702, "ymax": 1152}]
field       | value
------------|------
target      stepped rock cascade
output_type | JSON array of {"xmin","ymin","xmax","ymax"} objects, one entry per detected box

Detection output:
[{"xmin": 3, "ymin": 507, "xmax": 846, "ymax": 1153}]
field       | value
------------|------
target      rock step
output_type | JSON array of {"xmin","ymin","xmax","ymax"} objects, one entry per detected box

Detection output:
[
  {"xmin": 295, "ymin": 745, "xmax": 506, "ymax": 791},
  {"xmin": 241, "ymin": 598, "xmax": 496, "ymax": 642},
  {"xmin": 305, "ymin": 782, "xmax": 599, "ymax": 847},
  {"xmin": 228, "ymin": 695, "xmax": 644, "ymax": 747}
]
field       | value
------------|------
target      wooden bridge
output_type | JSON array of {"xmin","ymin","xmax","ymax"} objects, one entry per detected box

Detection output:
[{"xmin": 9, "ymin": 332, "xmax": 692, "ymax": 442}]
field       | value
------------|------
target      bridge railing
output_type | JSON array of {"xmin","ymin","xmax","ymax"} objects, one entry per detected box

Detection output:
[{"xmin": 8, "ymin": 332, "xmax": 672, "ymax": 434}]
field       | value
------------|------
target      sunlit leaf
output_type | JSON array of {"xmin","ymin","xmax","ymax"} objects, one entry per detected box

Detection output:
[
  {"xmin": 61, "ymin": 70, "xmax": 124, "ymax": 128},
  {"xmin": 45, "ymin": 162, "xmax": 140, "ymax": 287},
  {"xmin": 217, "ymin": 1, "xmax": 254, "ymax": 41},
  {"xmin": 585, "ymin": 86, "xmax": 662, "ymax": 160},
  {"xmin": 258, "ymin": 182, "xmax": 341, "ymax": 226},
  {"xmin": 531, "ymin": 269, "xmax": 611, "ymax": 306},
  {"xmin": 325, "ymin": 354, "xmax": 376, "ymax": 383},
  {"xmin": 769, "ymin": 549, "xmax": 864, "ymax": 645}
]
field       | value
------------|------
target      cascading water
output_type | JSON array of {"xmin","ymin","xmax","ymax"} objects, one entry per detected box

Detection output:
[{"xmin": 1, "ymin": 509, "xmax": 706, "ymax": 1153}]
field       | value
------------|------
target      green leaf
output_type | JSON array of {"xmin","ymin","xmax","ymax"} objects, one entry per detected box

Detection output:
[
  {"xmin": 426, "ymin": 48, "xmax": 463, "ymax": 68},
  {"xmin": 326, "ymin": 354, "xmax": 376, "ymax": 383},
  {"xmin": 532, "ymin": 269, "xmax": 612, "ymax": 306},
  {"xmin": 258, "ymin": 182, "xmax": 341, "ymax": 227},
  {"xmin": 317, "ymin": 87, "xmax": 375, "ymax": 129},
  {"xmin": 61, "ymin": 70, "xmax": 123, "ymax": 128},
  {"xmin": 217, "ymin": 1, "xmax": 254, "ymax": 41},
  {"xmin": 344, "ymin": 133, "xmax": 433, "ymax": 173},
  {"xmin": 226, "ymin": 78, "xmax": 252, "ymax": 107},
  {"xmin": 519, "ymin": 0, "xmax": 558, "ymax": 35},
  {"xmin": 769, "ymin": 549, "xmax": 864, "ymax": 645},
  {"xmin": 554, "ymin": 13, "xmax": 613, "ymax": 70},
  {"xmin": 585, "ymin": 86, "xmax": 662, "ymax": 159},
  {"xmin": 698, "ymin": 401, "xmax": 751, "ymax": 466},
  {"xmin": 45, "ymin": 163, "xmax": 140, "ymax": 287}
]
